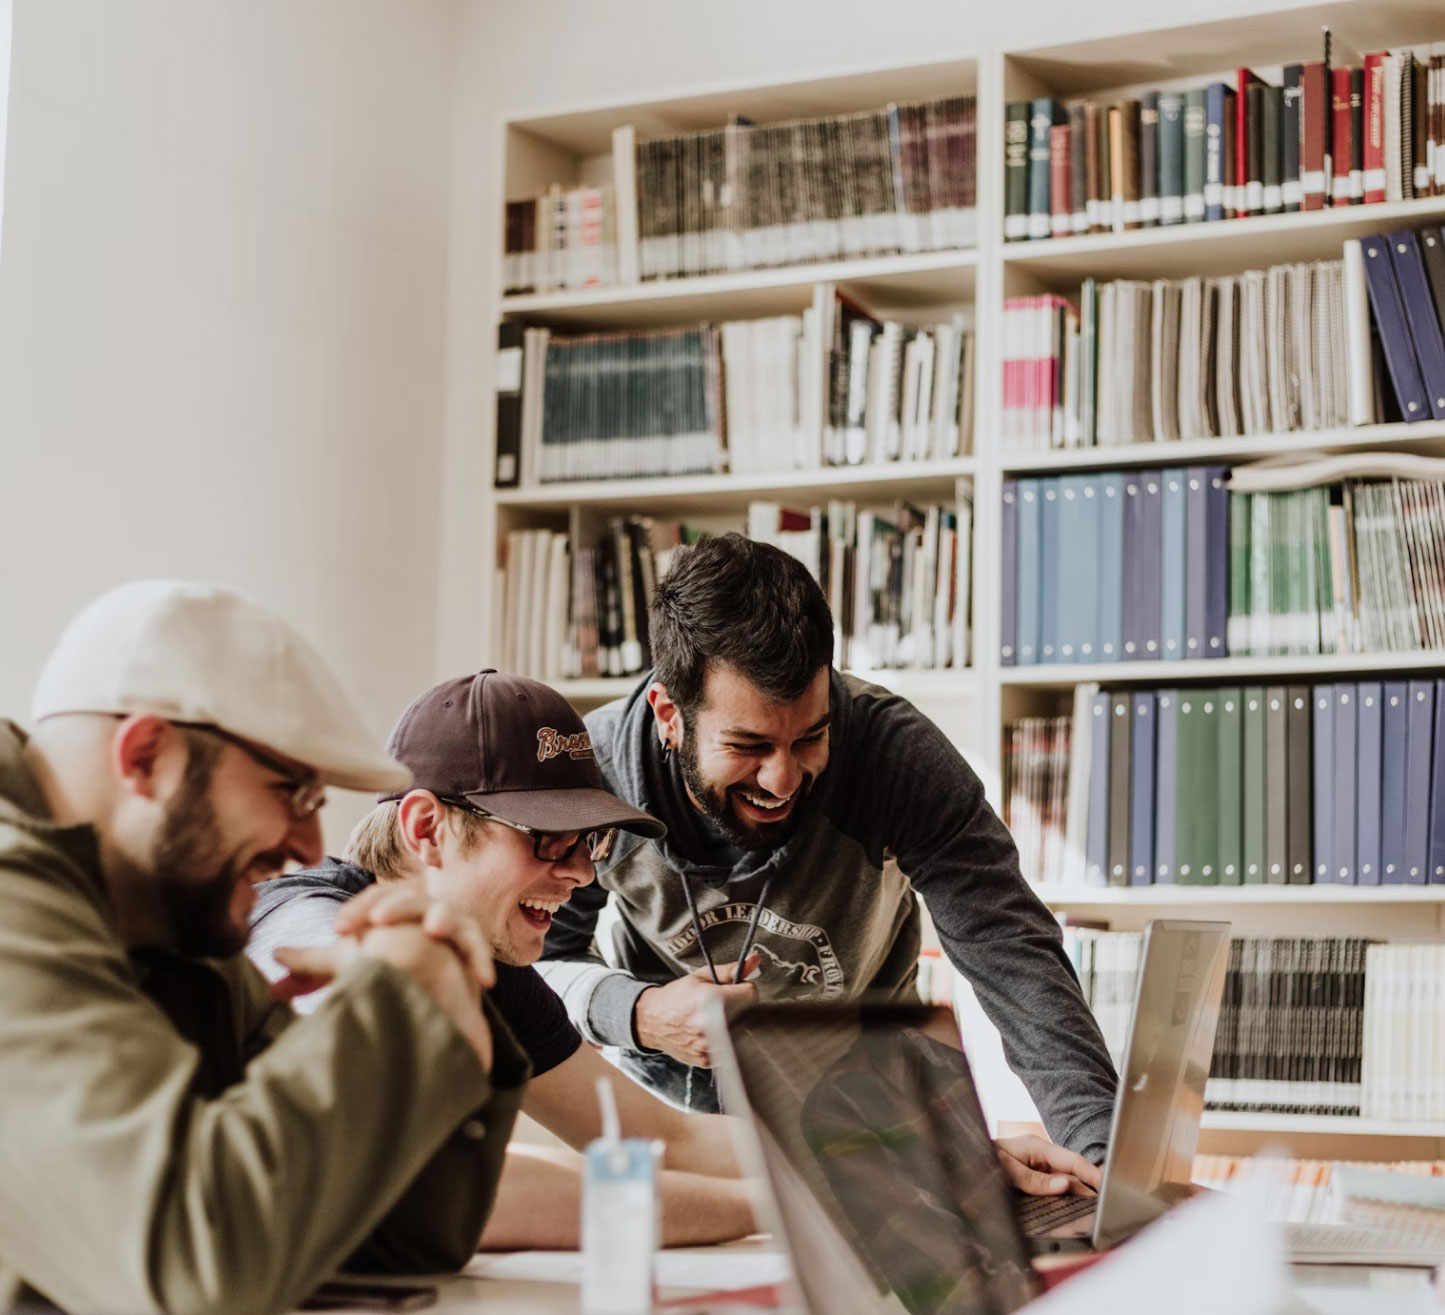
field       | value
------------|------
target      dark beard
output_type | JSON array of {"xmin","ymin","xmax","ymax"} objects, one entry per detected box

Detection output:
[
  {"xmin": 677, "ymin": 726, "xmax": 811, "ymax": 853},
  {"xmin": 150, "ymin": 737, "xmax": 250, "ymax": 959}
]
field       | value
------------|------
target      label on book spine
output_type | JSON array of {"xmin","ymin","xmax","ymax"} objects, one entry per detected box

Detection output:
[
  {"xmin": 1122, "ymin": 200, "xmax": 1140, "ymax": 225},
  {"xmin": 1005, "ymin": 214, "xmax": 1028, "ymax": 240},
  {"xmin": 1161, "ymin": 197, "xmax": 1184, "ymax": 223},
  {"xmin": 1140, "ymin": 197, "xmax": 1160, "ymax": 223},
  {"xmin": 1263, "ymin": 184, "xmax": 1281, "ymax": 210},
  {"xmin": 1363, "ymin": 168, "xmax": 1385, "ymax": 193},
  {"xmin": 1282, "ymin": 180, "xmax": 1303, "ymax": 207},
  {"xmin": 1246, "ymin": 181, "xmax": 1263, "ymax": 211},
  {"xmin": 1204, "ymin": 182, "xmax": 1222, "ymax": 208}
]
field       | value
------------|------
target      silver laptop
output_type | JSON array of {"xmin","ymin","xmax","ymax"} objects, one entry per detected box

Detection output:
[{"xmin": 1018, "ymin": 918, "xmax": 1232, "ymax": 1252}]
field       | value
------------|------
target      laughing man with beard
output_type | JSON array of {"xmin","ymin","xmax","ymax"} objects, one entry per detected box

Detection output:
[{"xmin": 539, "ymin": 532, "xmax": 1121, "ymax": 1180}]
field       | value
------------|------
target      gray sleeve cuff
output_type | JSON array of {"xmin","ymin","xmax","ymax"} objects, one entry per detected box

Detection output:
[{"xmin": 587, "ymin": 972, "xmax": 654, "ymax": 1051}]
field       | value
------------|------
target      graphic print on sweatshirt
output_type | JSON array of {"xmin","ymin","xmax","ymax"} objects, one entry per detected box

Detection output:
[{"xmin": 663, "ymin": 902, "xmax": 846, "ymax": 997}]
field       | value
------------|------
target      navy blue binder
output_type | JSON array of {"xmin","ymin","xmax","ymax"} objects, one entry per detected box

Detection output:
[
  {"xmin": 1404, "ymin": 679, "xmax": 1435, "ymax": 883},
  {"xmin": 1016, "ymin": 480, "xmax": 1042, "ymax": 664},
  {"xmin": 1331, "ymin": 684, "xmax": 1358, "ymax": 885},
  {"xmin": 1361, "ymin": 233, "xmax": 1432, "ymax": 423},
  {"xmin": 1204, "ymin": 83, "xmax": 1234, "ymax": 222},
  {"xmin": 1184, "ymin": 467, "xmax": 1209, "ymax": 659},
  {"xmin": 1203, "ymin": 467, "xmax": 1230, "ymax": 658},
  {"xmin": 1097, "ymin": 475, "xmax": 1125, "ymax": 661},
  {"xmin": 1138, "ymin": 471, "xmax": 1164, "ymax": 660},
  {"xmin": 1039, "ymin": 480, "xmax": 1060, "ymax": 663},
  {"xmin": 1355, "ymin": 682, "xmax": 1383, "ymax": 886},
  {"xmin": 1161, "ymin": 470, "xmax": 1187, "ymax": 660},
  {"xmin": 1430, "ymin": 678, "xmax": 1445, "ymax": 884},
  {"xmin": 1129, "ymin": 692, "xmax": 1157, "ymax": 885},
  {"xmin": 1120, "ymin": 475, "xmax": 1145, "ymax": 661},
  {"xmin": 1085, "ymin": 690, "xmax": 1112, "ymax": 885},
  {"xmin": 1312, "ymin": 686, "xmax": 1334, "ymax": 882},
  {"xmin": 1001, "ymin": 480, "xmax": 1019, "ymax": 665},
  {"xmin": 1381, "ymin": 681, "xmax": 1409, "ymax": 883},
  {"xmin": 1154, "ymin": 689, "xmax": 1179, "ymax": 882},
  {"xmin": 1385, "ymin": 229, "xmax": 1445, "ymax": 420}
]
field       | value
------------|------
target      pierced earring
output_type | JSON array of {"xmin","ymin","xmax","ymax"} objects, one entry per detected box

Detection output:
[{"xmin": 661, "ymin": 739, "xmax": 674, "ymax": 762}]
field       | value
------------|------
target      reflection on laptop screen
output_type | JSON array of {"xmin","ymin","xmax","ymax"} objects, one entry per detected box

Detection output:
[{"xmin": 721, "ymin": 1003, "xmax": 1038, "ymax": 1315}]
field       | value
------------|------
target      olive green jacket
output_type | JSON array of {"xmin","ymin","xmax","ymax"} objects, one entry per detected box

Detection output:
[{"xmin": 0, "ymin": 721, "xmax": 528, "ymax": 1315}]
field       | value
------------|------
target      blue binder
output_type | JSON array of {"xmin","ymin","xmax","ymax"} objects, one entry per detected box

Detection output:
[
  {"xmin": 1312, "ymin": 686, "xmax": 1334, "ymax": 882},
  {"xmin": 1055, "ymin": 476, "xmax": 1096, "ymax": 663},
  {"xmin": 1355, "ymin": 682, "xmax": 1383, "ymax": 887},
  {"xmin": 1361, "ymin": 233, "xmax": 1432, "ymax": 423},
  {"xmin": 1204, "ymin": 83, "xmax": 1233, "ymax": 223},
  {"xmin": 1085, "ymin": 690, "xmax": 1112, "ymax": 885},
  {"xmin": 1204, "ymin": 467, "xmax": 1230, "ymax": 658},
  {"xmin": 1154, "ymin": 689, "xmax": 1179, "ymax": 883},
  {"xmin": 1129, "ymin": 692, "xmax": 1157, "ymax": 885},
  {"xmin": 1120, "ymin": 475, "xmax": 1144, "ymax": 661},
  {"xmin": 1381, "ymin": 681, "xmax": 1409, "ymax": 883},
  {"xmin": 1001, "ymin": 480, "xmax": 1019, "ymax": 665},
  {"xmin": 1016, "ymin": 479, "xmax": 1042, "ymax": 665},
  {"xmin": 1074, "ymin": 476, "xmax": 1102, "ymax": 662},
  {"xmin": 1040, "ymin": 480, "xmax": 1060, "ymax": 663},
  {"xmin": 1404, "ymin": 680, "xmax": 1435, "ymax": 884},
  {"xmin": 1331, "ymin": 684, "xmax": 1357, "ymax": 885},
  {"xmin": 1430, "ymin": 679, "xmax": 1445, "ymax": 884},
  {"xmin": 1385, "ymin": 229, "xmax": 1445, "ymax": 420},
  {"xmin": 1184, "ymin": 467, "xmax": 1209, "ymax": 659},
  {"xmin": 1138, "ymin": 471, "xmax": 1164, "ymax": 661},
  {"xmin": 1097, "ymin": 475, "xmax": 1125, "ymax": 661},
  {"xmin": 1161, "ymin": 470, "xmax": 1187, "ymax": 660}
]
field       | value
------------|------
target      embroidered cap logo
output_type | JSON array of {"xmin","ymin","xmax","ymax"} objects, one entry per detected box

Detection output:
[{"xmin": 536, "ymin": 727, "xmax": 594, "ymax": 763}]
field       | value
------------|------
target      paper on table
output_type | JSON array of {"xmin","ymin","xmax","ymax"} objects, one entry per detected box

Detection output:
[
  {"xmin": 465, "ymin": 1250, "xmax": 791, "ymax": 1294},
  {"xmin": 1024, "ymin": 1179, "xmax": 1288, "ymax": 1315}
]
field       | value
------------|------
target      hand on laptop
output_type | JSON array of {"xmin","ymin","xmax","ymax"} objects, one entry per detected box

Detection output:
[{"xmin": 995, "ymin": 1135, "xmax": 1102, "ymax": 1197}]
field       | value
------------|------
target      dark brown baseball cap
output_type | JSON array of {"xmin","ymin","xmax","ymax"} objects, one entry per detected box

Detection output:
[{"xmin": 379, "ymin": 670, "xmax": 664, "ymax": 838}]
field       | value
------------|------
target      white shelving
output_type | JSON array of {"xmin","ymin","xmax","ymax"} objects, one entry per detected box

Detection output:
[
  {"xmin": 1002, "ymin": 651, "xmax": 1445, "ymax": 689},
  {"xmin": 487, "ymin": 0, "xmax": 1445, "ymax": 1154},
  {"xmin": 497, "ymin": 458, "xmax": 976, "ymax": 513}
]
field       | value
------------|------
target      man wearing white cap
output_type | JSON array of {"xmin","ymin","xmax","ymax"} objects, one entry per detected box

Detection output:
[{"xmin": 0, "ymin": 581, "xmax": 528, "ymax": 1315}]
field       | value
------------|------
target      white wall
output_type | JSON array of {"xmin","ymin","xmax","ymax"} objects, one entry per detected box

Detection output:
[
  {"xmin": 0, "ymin": 0, "xmax": 458, "ymax": 842},
  {"xmin": 437, "ymin": 0, "xmax": 1325, "ymax": 674}
]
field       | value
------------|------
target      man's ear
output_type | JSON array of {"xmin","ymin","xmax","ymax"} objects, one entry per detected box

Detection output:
[
  {"xmin": 396, "ymin": 790, "xmax": 449, "ymax": 867},
  {"xmin": 111, "ymin": 715, "xmax": 185, "ymax": 800},
  {"xmin": 647, "ymin": 682, "xmax": 684, "ymax": 751}
]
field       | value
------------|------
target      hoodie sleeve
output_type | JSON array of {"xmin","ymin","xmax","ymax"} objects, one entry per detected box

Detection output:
[
  {"xmin": 538, "ymin": 881, "xmax": 651, "ymax": 1050},
  {"xmin": 854, "ymin": 692, "xmax": 1118, "ymax": 1162}
]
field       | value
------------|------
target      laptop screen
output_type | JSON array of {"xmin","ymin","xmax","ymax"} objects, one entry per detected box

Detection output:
[{"xmin": 715, "ymin": 1002, "xmax": 1038, "ymax": 1315}]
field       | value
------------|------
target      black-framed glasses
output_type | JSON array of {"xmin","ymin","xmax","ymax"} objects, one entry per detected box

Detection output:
[
  {"xmin": 440, "ymin": 796, "xmax": 617, "ymax": 863},
  {"xmin": 179, "ymin": 723, "xmax": 327, "ymax": 820}
]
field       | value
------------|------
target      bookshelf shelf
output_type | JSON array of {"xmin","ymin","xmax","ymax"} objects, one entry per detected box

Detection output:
[
  {"xmin": 1001, "ymin": 651, "xmax": 1445, "ymax": 690},
  {"xmin": 997, "ymin": 422, "xmax": 1445, "ymax": 475},
  {"xmin": 500, "ymin": 249, "xmax": 978, "ymax": 329},
  {"xmin": 497, "ymin": 459, "xmax": 978, "ymax": 513},
  {"xmin": 1201, "ymin": 1112, "xmax": 1445, "ymax": 1137},
  {"xmin": 1000, "ymin": 195, "xmax": 1445, "ymax": 283},
  {"xmin": 554, "ymin": 668, "xmax": 981, "ymax": 706},
  {"xmin": 1036, "ymin": 884, "xmax": 1445, "ymax": 907},
  {"xmin": 487, "ymin": 0, "xmax": 1445, "ymax": 1160}
]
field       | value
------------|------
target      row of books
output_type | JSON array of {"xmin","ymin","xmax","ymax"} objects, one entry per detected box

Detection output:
[
  {"xmin": 1361, "ymin": 943, "xmax": 1445, "ymax": 1123},
  {"xmin": 494, "ymin": 497, "xmax": 973, "ymax": 680},
  {"xmin": 1006, "ymin": 41, "xmax": 1445, "ymax": 243},
  {"xmin": 1193, "ymin": 1157, "xmax": 1445, "ymax": 1226},
  {"xmin": 1002, "ymin": 463, "xmax": 1445, "ymax": 669},
  {"xmin": 1019, "ymin": 675, "xmax": 1445, "ymax": 889},
  {"xmin": 1001, "ymin": 259, "xmax": 1355, "ymax": 452},
  {"xmin": 747, "ymin": 497, "xmax": 973, "ymax": 673},
  {"xmin": 1058, "ymin": 924, "xmax": 1141, "ymax": 1076},
  {"xmin": 1004, "ymin": 223, "xmax": 1445, "ymax": 455},
  {"xmin": 502, "ymin": 97, "xmax": 979, "ymax": 294},
  {"xmin": 493, "ymin": 289, "xmax": 977, "ymax": 486},
  {"xmin": 502, "ymin": 184, "xmax": 616, "ymax": 296},
  {"xmin": 1230, "ymin": 477, "xmax": 1445, "ymax": 658}
]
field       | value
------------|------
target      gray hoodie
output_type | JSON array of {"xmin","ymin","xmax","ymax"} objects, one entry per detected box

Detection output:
[{"xmin": 538, "ymin": 670, "xmax": 1117, "ymax": 1160}]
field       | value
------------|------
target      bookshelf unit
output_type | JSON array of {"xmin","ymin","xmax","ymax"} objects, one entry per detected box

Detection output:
[{"xmin": 486, "ymin": 0, "xmax": 1445, "ymax": 1157}]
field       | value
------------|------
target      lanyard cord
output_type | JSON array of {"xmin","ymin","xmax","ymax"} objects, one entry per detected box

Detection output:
[{"xmin": 679, "ymin": 867, "xmax": 777, "ymax": 986}]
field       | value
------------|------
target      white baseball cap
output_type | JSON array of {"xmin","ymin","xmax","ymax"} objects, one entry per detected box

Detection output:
[{"xmin": 31, "ymin": 580, "xmax": 412, "ymax": 793}]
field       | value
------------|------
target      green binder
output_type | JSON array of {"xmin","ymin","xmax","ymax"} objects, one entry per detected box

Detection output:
[
  {"xmin": 1217, "ymin": 687, "xmax": 1244, "ymax": 885},
  {"xmin": 1242, "ymin": 686, "xmax": 1267, "ymax": 884}
]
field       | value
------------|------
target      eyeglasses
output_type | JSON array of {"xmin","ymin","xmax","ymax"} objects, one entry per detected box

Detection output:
[
  {"xmin": 180, "ymin": 723, "xmax": 327, "ymax": 821},
  {"xmin": 440, "ymin": 797, "xmax": 617, "ymax": 864}
]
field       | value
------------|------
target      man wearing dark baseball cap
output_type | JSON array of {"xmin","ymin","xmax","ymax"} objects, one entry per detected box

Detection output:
[{"xmin": 249, "ymin": 670, "xmax": 756, "ymax": 1250}]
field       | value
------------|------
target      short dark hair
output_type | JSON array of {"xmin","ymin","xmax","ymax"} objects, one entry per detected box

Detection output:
[{"xmin": 650, "ymin": 532, "xmax": 834, "ymax": 715}]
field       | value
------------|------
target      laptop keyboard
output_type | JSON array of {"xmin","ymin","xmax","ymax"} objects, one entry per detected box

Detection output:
[{"xmin": 1014, "ymin": 1191, "xmax": 1097, "ymax": 1235}]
